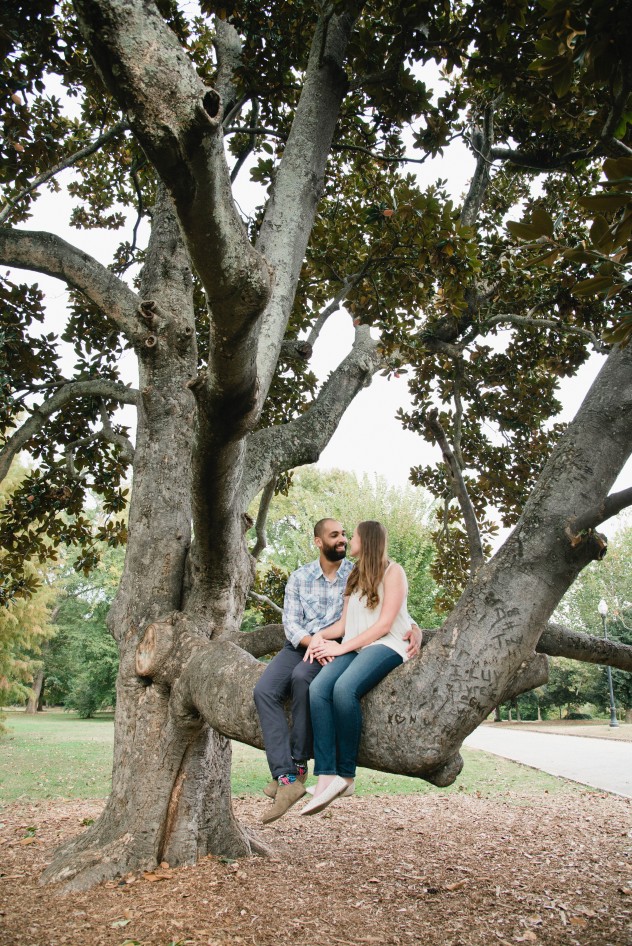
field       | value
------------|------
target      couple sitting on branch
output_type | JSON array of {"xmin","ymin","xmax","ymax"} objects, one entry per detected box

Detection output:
[{"xmin": 254, "ymin": 517, "xmax": 422, "ymax": 823}]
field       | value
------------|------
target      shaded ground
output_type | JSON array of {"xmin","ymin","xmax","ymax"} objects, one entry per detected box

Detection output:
[{"xmin": 1, "ymin": 789, "xmax": 631, "ymax": 946}]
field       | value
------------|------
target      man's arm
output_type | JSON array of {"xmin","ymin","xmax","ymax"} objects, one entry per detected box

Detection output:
[
  {"xmin": 282, "ymin": 571, "xmax": 311, "ymax": 649},
  {"xmin": 303, "ymin": 597, "xmax": 350, "ymax": 663}
]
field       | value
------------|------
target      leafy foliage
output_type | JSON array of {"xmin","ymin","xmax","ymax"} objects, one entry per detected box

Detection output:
[
  {"xmin": 554, "ymin": 519, "xmax": 632, "ymax": 713},
  {"xmin": 43, "ymin": 542, "xmax": 123, "ymax": 717},
  {"xmin": 0, "ymin": 463, "xmax": 55, "ymax": 711},
  {"xmin": 1, "ymin": 0, "xmax": 631, "ymax": 607}
]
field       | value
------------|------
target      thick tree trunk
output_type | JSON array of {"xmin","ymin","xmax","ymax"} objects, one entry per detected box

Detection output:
[{"xmin": 42, "ymin": 194, "xmax": 255, "ymax": 890}]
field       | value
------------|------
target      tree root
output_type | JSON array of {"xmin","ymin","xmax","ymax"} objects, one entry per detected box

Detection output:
[{"xmin": 40, "ymin": 828, "xmax": 156, "ymax": 893}]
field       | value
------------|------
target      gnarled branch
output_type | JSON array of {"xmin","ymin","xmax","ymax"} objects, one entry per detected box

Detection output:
[
  {"xmin": 424, "ymin": 408, "xmax": 484, "ymax": 573},
  {"xmin": 483, "ymin": 312, "xmax": 605, "ymax": 352},
  {"xmin": 73, "ymin": 0, "xmax": 270, "ymax": 338},
  {"xmin": 243, "ymin": 325, "xmax": 382, "ymax": 504},
  {"xmin": 251, "ymin": 477, "xmax": 277, "ymax": 560},
  {"xmin": 567, "ymin": 487, "xmax": 632, "ymax": 536},
  {"xmin": 254, "ymin": 7, "xmax": 360, "ymax": 414},
  {"xmin": 305, "ymin": 270, "xmax": 366, "ymax": 348},
  {"xmin": 247, "ymin": 590, "xmax": 283, "ymax": 616},
  {"xmin": 461, "ymin": 102, "xmax": 495, "ymax": 228}
]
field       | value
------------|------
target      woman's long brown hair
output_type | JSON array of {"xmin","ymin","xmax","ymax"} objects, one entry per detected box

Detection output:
[{"xmin": 345, "ymin": 520, "xmax": 388, "ymax": 610}]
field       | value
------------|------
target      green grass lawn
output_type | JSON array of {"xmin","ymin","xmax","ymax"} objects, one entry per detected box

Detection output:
[{"xmin": 0, "ymin": 709, "xmax": 578, "ymax": 805}]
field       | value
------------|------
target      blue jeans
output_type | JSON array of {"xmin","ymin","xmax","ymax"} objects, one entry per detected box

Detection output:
[{"xmin": 309, "ymin": 645, "xmax": 403, "ymax": 778}]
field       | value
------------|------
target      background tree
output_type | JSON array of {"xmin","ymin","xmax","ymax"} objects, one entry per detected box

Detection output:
[
  {"xmin": 43, "ymin": 541, "xmax": 124, "ymax": 716},
  {"xmin": 0, "ymin": 461, "xmax": 54, "ymax": 723},
  {"xmin": 538, "ymin": 657, "xmax": 601, "ymax": 719},
  {"xmin": 555, "ymin": 520, "xmax": 632, "ymax": 720},
  {"xmin": 1, "ymin": 0, "xmax": 632, "ymax": 892}
]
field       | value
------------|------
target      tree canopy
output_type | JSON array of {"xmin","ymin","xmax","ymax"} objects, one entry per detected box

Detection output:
[
  {"xmin": 0, "ymin": 462, "xmax": 54, "ymax": 715},
  {"xmin": 2, "ymin": 0, "xmax": 631, "ymax": 606}
]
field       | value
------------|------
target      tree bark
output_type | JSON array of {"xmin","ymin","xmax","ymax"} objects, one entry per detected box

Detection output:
[{"xmin": 42, "ymin": 189, "xmax": 256, "ymax": 889}]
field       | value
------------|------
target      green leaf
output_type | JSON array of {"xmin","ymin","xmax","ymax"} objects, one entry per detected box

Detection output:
[
  {"xmin": 602, "ymin": 157, "xmax": 632, "ymax": 182},
  {"xmin": 572, "ymin": 275, "xmax": 616, "ymax": 297},
  {"xmin": 525, "ymin": 249, "xmax": 561, "ymax": 267},
  {"xmin": 578, "ymin": 194, "xmax": 631, "ymax": 213},
  {"xmin": 561, "ymin": 248, "xmax": 601, "ymax": 264},
  {"xmin": 552, "ymin": 64, "xmax": 574, "ymax": 98},
  {"xmin": 506, "ymin": 221, "xmax": 545, "ymax": 241},
  {"xmin": 531, "ymin": 207, "xmax": 554, "ymax": 238},
  {"xmin": 589, "ymin": 215, "xmax": 613, "ymax": 249},
  {"xmin": 603, "ymin": 313, "xmax": 632, "ymax": 348}
]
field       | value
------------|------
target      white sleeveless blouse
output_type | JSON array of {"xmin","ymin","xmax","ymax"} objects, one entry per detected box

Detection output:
[{"xmin": 342, "ymin": 563, "xmax": 412, "ymax": 662}]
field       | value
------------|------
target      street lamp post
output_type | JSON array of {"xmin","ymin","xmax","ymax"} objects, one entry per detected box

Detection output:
[{"xmin": 598, "ymin": 599, "xmax": 619, "ymax": 728}]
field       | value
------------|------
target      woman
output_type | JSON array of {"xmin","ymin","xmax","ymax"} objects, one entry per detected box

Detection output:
[{"xmin": 300, "ymin": 519, "xmax": 413, "ymax": 815}]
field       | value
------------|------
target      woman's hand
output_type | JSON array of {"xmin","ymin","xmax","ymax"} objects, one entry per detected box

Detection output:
[
  {"xmin": 304, "ymin": 632, "xmax": 330, "ymax": 664},
  {"xmin": 309, "ymin": 638, "xmax": 344, "ymax": 660}
]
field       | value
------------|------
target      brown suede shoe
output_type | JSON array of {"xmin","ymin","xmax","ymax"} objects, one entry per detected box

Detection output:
[
  {"xmin": 261, "ymin": 779, "xmax": 306, "ymax": 824},
  {"xmin": 263, "ymin": 769, "xmax": 307, "ymax": 799}
]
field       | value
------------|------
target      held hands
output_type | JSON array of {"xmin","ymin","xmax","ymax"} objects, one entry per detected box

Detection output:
[
  {"xmin": 304, "ymin": 632, "xmax": 331, "ymax": 665},
  {"xmin": 304, "ymin": 633, "xmax": 342, "ymax": 663},
  {"xmin": 309, "ymin": 638, "xmax": 344, "ymax": 661},
  {"xmin": 403, "ymin": 624, "xmax": 423, "ymax": 659}
]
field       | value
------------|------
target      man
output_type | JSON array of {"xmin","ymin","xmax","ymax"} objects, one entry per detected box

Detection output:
[{"xmin": 254, "ymin": 517, "xmax": 422, "ymax": 824}]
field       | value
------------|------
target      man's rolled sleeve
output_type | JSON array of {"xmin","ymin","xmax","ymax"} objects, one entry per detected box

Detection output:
[{"xmin": 283, "ymin": 572, "xmax": 309, "ymax": 648}]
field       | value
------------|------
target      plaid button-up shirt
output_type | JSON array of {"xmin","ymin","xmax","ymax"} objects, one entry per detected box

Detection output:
[{"xmin": 283, "ymin": 557, "xmax": 354, "ymax": 649}]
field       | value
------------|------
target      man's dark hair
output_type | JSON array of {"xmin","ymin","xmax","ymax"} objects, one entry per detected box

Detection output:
[{"xmin": 314, "ymin": 517, "xmax": 335, "ymax": 539}]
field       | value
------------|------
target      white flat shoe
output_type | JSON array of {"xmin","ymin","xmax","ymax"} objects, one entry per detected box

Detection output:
[
  {"xmin": 305, "ymin": 782, "xmax": 354, "ymax": 798},
  {"xmin": 300, "ymin": 776, "xmax": 350, "ymax": 815}
]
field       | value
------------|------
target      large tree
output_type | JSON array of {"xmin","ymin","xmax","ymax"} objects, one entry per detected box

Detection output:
[{"xmin": 2, "ymin": 0, "xmax": 632, "ymax": 891}]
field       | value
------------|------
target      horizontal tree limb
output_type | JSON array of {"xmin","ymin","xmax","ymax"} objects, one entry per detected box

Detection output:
[
  {"xmin": 539, "ymin": 622, "xmax": 632, "ymax": 672},
  {"xmin": 233, "ymin": 621, "xmax": 632, "ymax": 673},
  {"xmin": 231, "ymin": 624, "xmax": 285, "ymax": 659},
  {"xmin": 483, "ymin": 312, "xmax": 604, "ymax": 351}
]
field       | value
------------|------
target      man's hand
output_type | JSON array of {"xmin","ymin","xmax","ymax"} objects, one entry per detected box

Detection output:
[
  {"xmin": 309, "ymin": 638, "xmax": 344, "ymax": 661},
  {"xmin": 303, "ymin": 632, "xmax": 333, "ymax": 665},
  {"xmin": 404, "ymin": 623, "xmax": 423, "ymax": 659}
]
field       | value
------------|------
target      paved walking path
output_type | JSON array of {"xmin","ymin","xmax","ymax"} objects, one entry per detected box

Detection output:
[{"xmin": 464, "ymin": 725, "xmax": 632, "ymax": 798}]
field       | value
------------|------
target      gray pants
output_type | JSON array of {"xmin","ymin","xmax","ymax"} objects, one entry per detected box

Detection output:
[{"xmin": 253, "ymin": 641, "xmax": 323, "ymax": 778}]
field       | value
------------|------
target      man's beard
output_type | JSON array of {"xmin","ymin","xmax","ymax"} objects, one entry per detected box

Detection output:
[{"xmin": 322, "ymin": 544, "xmax": 347, "ymax": 562}]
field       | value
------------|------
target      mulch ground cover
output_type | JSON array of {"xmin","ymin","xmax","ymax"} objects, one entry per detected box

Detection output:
[{"xmin": 1, "ymin": 790, "xmax": 631, "ymax": 946}]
